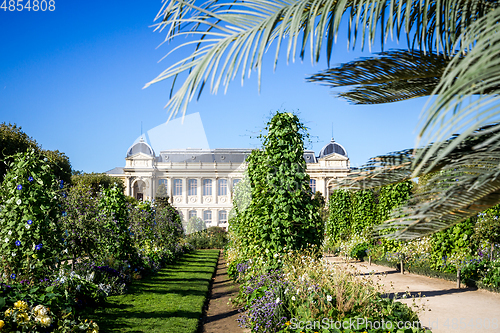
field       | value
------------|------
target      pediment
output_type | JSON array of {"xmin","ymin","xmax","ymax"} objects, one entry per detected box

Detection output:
[
  {"xmin": 319, "ymin": 153, "xmax": 348, "ymax": 161},
  {"xmin": 126, "ymin": 152, "xmax": 155, "ymax": 160}
]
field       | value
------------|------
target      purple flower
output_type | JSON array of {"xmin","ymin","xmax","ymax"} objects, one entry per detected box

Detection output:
[
  {"xmin": 10, "ymin": 274, "xmax": 16, "ymax": 279},
  {"xmin": 35, "ymin": 243, "xmax": 43, "ymax": 251},
  {"xmin": 27, "ymin": 219, "xmax": 33, "ymax": 225},
  {"xmin": 17, "ymin": 184, "xmax": 22, "ymax": 190},
  {"xmin": 28, "ymin": 176, "xmax": 34, "ymax": 182},
  {"xmin": 15, "ymin": 240, "xmax": 21, "ymax": 246}
]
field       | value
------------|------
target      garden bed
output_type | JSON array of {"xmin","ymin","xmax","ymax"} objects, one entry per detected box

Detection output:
[{"xmin": 87, "ymin": 249, "xmax": 219, "ymax": 332}]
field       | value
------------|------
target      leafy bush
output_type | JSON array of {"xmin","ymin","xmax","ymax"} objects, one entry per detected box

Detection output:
[
  {"xmin": 186, "ymin": 227, "xmax": 228, "ymax": 249},
  {"xmin": 350, "ymin": 242, "xmax": 370, "ymax": 261},
  {"xmin": 0, "ymin": 150, "xmax": 64, "ymax": 282}
]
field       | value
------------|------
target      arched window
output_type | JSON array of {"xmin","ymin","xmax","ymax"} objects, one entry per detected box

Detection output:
[
  {"xmin": 188, "ymin": 179, "xmax": 197, "ymax": 196},
  {"xmin": 219, "ymin": 210, "xmax": 227, "ymax": 224},
  {"xmin": 203, "ymin": 179, "xmax": 212, "ymax": 196},
  {"xmin": 309, "ymin": 179, "xmax": 316, "ymax": 193},
  {"xmin": 203, "ymin": 210, "xmax": 212, "ymax": 224},
  {"xmin": 218, "ymin": 179, "xmax": 227, "ymax": 196},
  {"xmin": 173, "ymin": 179, "xmax": 182, "ymax": 196}
]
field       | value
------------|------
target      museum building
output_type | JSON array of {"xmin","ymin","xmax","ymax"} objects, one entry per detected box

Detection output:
[{"xmin": 106, "ymin": 138, "xmax": 350, "ymax": 229}]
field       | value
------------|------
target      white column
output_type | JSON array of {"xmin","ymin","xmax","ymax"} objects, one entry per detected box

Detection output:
[
  {"xmin": 167, "ymin": 177, "xmax": 173, "ymax": 204},
  {"xmin": 182, "ymin": 177, "xmax": 187, "ymax": 204},
  {"xmin": 212, "ymin": 177, "xmax": 217, "ymax": 204},
  {"xmin": 197, "ymin": 177, "xmax": 202, "ymax": 204}
]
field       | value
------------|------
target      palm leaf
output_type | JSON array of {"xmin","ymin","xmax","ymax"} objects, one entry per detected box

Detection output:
[
  {"xmin": 307, "ymin": 50, "xmax": 449, "ymax": 104},
  {"xmin": 414, "ymin": 6, "xmax": 500, "ymax": 176},
  {"xmin": 146, "ymin": 0, "xmax": 496, "ymax": 118}
]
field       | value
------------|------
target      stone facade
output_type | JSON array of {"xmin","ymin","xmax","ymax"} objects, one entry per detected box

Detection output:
[{"xmin": 106, "ymin": 138, "xmax": 350, "ymax": 229}]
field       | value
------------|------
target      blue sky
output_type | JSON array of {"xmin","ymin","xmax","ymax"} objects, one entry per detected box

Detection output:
[{"xmin": 0, "ymin": 1, "xmax": 428, "ymax": 173}]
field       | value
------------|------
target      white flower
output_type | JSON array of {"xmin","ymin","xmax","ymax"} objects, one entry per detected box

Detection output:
[
  {"xmin": 16, "ymin": 199, "xmax": 21, "ymax": 205},
  {"xmin": 25, "ymin": 225, "xmax": 30, "ymax": 229},
  {"xmin": 33, "ymin": 305, "xmax": 48, "ymax": 317},
  {"xmin": 265, "ymin": 249, "xmax": 269, "ymax": 254},
  {"xmin": 273, "ymin": 253, "xmax": 279, "ymax": 258},
  {"xmin": 327, "ymin": 295, "xmax": 332, "ymax": 302},
  {"xmin": 11, "ymin": 252, "xmax": 16, "ymax": 257},
  {"xmin": 4, "ymin": 238, "xmax": 8, "ymax": 243},
  {"xmin": 7, "ymin": 230, "xmax": 12, "ymax": 236},
  {"xmin": 284, "ymin": 288, "xmax": 289, "ymax": 294},
  {"xmin": 296, "ymin": 289, "xmax": 300, "ymax": 295},
  {"xmin": 275, "ymin": 298, "xmax": 280, "ymax": 304},
  {"xmin": 292, "ymin": 296, "xmax": 296, "ymax": 301}
]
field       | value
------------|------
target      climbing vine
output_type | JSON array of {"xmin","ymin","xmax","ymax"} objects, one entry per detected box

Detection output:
[{"xmin": 228, "ymin": 111, "xmax": 323, "ymax": 263}]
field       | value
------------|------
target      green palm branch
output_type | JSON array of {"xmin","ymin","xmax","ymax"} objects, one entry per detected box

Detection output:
[
  {"xmin": 147, "ymin": 0, "xmax": 500, "ymax": 239},
  {"xmin": 147, "ymin": 0, "xmax": 496, "ymax": 119}
]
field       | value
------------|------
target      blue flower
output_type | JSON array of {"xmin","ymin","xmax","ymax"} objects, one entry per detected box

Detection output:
[
  {"xmin": 60, "ymin": 180, "xmax": 64, "ymax": 189},
  {"xmin": 15, "ymin": 240, "xmax": 21, "ymax": 246},
  {"xmin": 62, "ymin": 212, "xmax": 67, "ymax": 217},
  {"xmin": 17, "ymin": 184, "xmax": 22, "ymax": 190},
  {"xmin": 28, "ymin": 176, "xmax": 34, "ymax": 182},
  {"xmin": 35, "ymin": 243, "xmax": 43, "ymax": 251},
  {"xmin": 27, "ymin": 219, "xmax": 33, "ymax": 225},
  {"xmin": 62, "ymin": 193, "xmax": 67, "ymax": 198},
  {"xmin": 10, "ymin": 273, "xmax": 16, "ymax": 279}
]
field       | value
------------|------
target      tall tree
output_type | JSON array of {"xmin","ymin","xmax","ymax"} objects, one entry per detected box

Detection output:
[{"xmin": 146, "ymin": 0, "xmax": 500, "ymax": 239}]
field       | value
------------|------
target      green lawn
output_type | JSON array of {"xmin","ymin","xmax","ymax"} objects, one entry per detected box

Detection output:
[{"xmin": 88, "ymin": 250, "xmax": 219, "ymax": 333}]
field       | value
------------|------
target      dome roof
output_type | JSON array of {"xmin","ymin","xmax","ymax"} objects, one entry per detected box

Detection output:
[
  {"xmin": 127, "ymin": 138, "xmax": 155, "ymax": 157},
  {"xmin": 319, "ymin": 138, "xmax": 347, "ymax": 158}
]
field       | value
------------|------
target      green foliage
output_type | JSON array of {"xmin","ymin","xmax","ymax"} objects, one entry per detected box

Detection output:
[
  {"xmin": 0, "ymin": 123, "xmax": 38, "ymax": 183},
  {"xmin": 351, "ymin": 189, "xmax": 376, "ymax": 235},
  {"xmin": 98, "ymin": 186, "xmax": 135, "ymax": 262},
  {"xmin": 0, "ymin": 150, "xmax": 64, "ymax": 281},
  {"xmin": 350, "ymin": 242, "xmax": 370, "ymax": 261},
  {"xmin": 429, "ymin": 217, "xmax": 477, "ymax": 272},
  {"xmin": 376, "ymin": 181, "xmax": 413, "ymax": 224},
  {"xmin": 0, "ymin": 123, "xmax": 72, "ymax": 185},
  {"xmin": 229, "ymin": 111, "xmax": 323, "ymax": 264},
  {"xmin": 71, "ymin": 172, "xmax": 124, "ymax": 195},
  {"xmin": 186, "ymin": 216, "xmax": 206, "ymax": 235},
  {"xmin": 186, "ymin": 227, "xmax": 228, "ymax": 249},
  {"xmin": 42, "ymin": 149, "xmax": 72, "ymax": 186},
  {"xmin": 474, "ymin": 205, "xmax": 500, "ymax": 250},
  {"xmin": 326, "ymin": 189, "xmax": 352, "ymax": 244},
  {"xmin": 59, "ymin": 185, "xmax": 116, "ymax": 260}
]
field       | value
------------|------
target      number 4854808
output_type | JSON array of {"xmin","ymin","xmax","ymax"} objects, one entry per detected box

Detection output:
[{"xmin": 1, "ymin": 0, "xmax": 55, "ymax": 11}]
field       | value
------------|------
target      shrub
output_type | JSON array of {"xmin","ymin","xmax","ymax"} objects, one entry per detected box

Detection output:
[{"xmin": 0, "ymin": 150, "xmax": 64, "ymax": 282}]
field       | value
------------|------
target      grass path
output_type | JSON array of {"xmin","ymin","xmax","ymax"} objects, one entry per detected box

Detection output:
[{"xmin": 89, "ymin": 250, "xmax": 219, "ymax": 333}]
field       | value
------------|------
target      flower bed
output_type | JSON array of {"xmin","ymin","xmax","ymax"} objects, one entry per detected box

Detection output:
[{"xmin": 231, "ymin": 252, "xmax": 431, "ymax": 333}]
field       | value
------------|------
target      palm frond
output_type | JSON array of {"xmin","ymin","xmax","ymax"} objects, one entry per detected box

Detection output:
[
  {"xmin": 337, "ymin": 125, "xmax": 500, "ymax": 238},
  {"xmin": 307, "ymin": 50, "xmax": 448, "ymax": 104},
  {"xmin": 146, "ymin": 0, "xmax": 497, "ymax": 118},
  {"xmin": 379, "ymin": 152, "xmax": 500, "ymax": 239},
  {"xmin": 414, "ymin": 6, "xmax": 500, "ymax": 176}
]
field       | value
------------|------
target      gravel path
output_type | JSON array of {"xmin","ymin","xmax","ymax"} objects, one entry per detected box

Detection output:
[{"xmin": 326, "ymin": 255, "xmax": 500, "ymax": 333}]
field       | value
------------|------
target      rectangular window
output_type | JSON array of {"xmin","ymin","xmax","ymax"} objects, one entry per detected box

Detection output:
[
  {"xmin": 188, "ymin": 179, "xmax": 197, "ymax": 196},
  {"xmin": 232, "ymin": 178, "xmax": 241, "ymax": 190},
  {"xmin": 309, "ymin": 179, "xmax": 316, "ymax": 193},
  {"xmin": 157, "ymin": 179, "xmax": 168, "ymax": 196},
  {"xmin": 203, "ymin": 179, "xmax": 212, "ymax": 196},
  {"xmin": 203, "ymin": 210, "xmax": 212, "ymax": 224},
  {"xmin": 218, "ymin": 179, "xmax": 227, "ymax": 196},
  {"xmin": 219, "ymin": 210, "xmax": 227, "ymax": 224},
  {"xmin": 173, "ymin": 179, "xmax": 182, "ymax": 196},
  {"xmin": 189, "ymin": 210, "xmax": 197, "ymax": 219}
]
